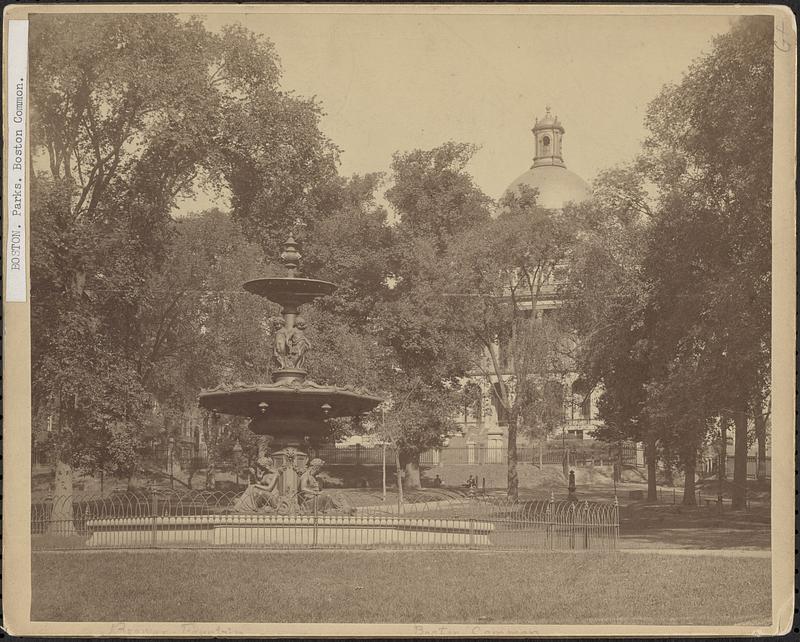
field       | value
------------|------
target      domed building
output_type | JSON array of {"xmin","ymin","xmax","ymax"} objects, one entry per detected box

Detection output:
[
  {"xmin": 503, "ymin": 106, "xmax": 591, "ymax": 210},
  {"xmin": 441, "ymin": 108, "xmax": 612, "ymax": 473}
]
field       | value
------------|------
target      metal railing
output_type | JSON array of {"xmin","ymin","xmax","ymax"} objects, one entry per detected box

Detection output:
[
  {"xmin": 32, "ymin": 441, "xmax": 642, "ymax": 470},
  {"xmin": 31, "ymin": 489, "xmax": 618, "ymax": 551},
  {"xmin": 702, "ymin": 455, "xmax": 771, "ymax": 480}
]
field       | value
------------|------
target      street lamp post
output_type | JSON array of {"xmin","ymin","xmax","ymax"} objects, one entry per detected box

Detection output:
[
  {"xmin": 168, "ymin": 437, "xmax": 175, "ymax": 488},
  {"xmin": 380, "ymin": 406, "xmax": 390, "ymax": 502},
  {"xmin": 382, "ymin": 441, "xmax": 387, "ymax": 502}
]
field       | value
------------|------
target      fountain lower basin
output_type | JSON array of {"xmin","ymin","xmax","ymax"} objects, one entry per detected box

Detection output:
[
  {"xmin": 84, "ymin": 513, "xmax": 494, "ymax": 548},
  {"xmin": 198, "ymin": 381, "xmax": 383, "ymax": 439}
]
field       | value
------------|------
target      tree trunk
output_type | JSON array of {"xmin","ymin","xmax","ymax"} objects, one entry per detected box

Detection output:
[
  {"xmin": 681, "ymin": 444, "xmax": 697, "ymax": 506},
  {"xmin": 186, "ymin": 463, "xmax": 196, "ymax": 490},
  {"xmin": 719, "ymin": 413, "xmax": 729, "ymax": 480},
  {"xmin": 400, "ymin": 452, "xmax": 421, "ymax": 489},
  {"xmin": 206, "ymin": 463, "xmax": 216, "ymax": 491},
  {"xmin": 731, "ymin": 408, "xmax": 748, "ymax": 509},
  {"xmin": 507, "ymin": 420, "xmax": 518, "ymax": 500},
  {"xmin": 395, "ymin": 449, "xmax": 404, "ymax": 504},
  {"xmin": 645, "ymin": 434, "xmax": 657, "ymax": 502},
  {"xmin": 204, "ymin": 412, "xmax": 218, "ymax": 491},
  {"xmin": 754, "ymin": 413, "xmax": 767, "ymax": 481},
  {"xmin": 49, "ymin": 457, "xmax": 76, "ymax": 536}
]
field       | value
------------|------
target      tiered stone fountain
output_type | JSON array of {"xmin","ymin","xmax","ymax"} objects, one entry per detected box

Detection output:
[
  {"xmin": 85, "ymin": 237, "xmax": 493, "ymax": 547},
  {"xmin": 198, "ymin": 235, "xmax": 383, "ymax": 514}
]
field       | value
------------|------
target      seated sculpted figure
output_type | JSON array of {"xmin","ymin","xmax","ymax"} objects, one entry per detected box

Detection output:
[
  {"xmin": 231, "ymin": 456, "xmax": 280, "ymax": 513},
  {"xmin": 298, "ymin": 458, "xmax": 349, "ymax": 513}
]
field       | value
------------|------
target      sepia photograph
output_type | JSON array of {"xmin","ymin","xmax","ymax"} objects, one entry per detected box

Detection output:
[{"xmin": 3, "ymin": 4, "xmax": 796, "ymax": 637}]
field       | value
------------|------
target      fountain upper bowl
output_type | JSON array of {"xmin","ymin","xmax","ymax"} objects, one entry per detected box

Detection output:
[{"xmin": 243, "ymin": 277, "xmax": 337, "ymax": 307}]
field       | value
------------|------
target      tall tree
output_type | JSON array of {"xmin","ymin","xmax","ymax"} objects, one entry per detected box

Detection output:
[
  {"xmin": 566, "ymin": 17, "xmax": 773, "ymax": 506},
  {"xmin": 29, "ymin": 15, "xmax": 336, "ymax": 516},
  {"xmin": 30, "ymin": 14, "xmax": 218, "ymax": 518},
  {"xmin": 375, "ymin": 143, "xmax": 492, "ymax": 487},
  {"xmin": 447, "ymin": 187, "xmax": 580, "ymax": 499},
  {"xmin": 642, "ymin": 16, "xmax": 773, "ymax": 507},
  {"xmin": 564, "ymin": 164, "xmax": 660, "ymax": 500}
]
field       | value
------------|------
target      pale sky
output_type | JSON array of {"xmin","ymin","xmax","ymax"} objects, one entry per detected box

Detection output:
[{"xmin": 175, "ymin": 11, "xmax": 736, "ymax": 215}]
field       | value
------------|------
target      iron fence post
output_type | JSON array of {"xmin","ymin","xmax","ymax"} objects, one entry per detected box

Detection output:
[
  {"xmin": 569, "ymin": 502, "xmax": 576, "ymax": 550},
  {"xmin": 150, "ymin": 488, "xmax": 158, "ymax": 547},
  {"xmin": 313, "ymin": 494, "xmax": 318, "ymax": 548},
  {"xmin": 84, "ymin": 503, "xmax": 92, "ymax": 539},
  {"xmin": 583, "ymin": 500, "xmax": 589, "ymax": 550}
]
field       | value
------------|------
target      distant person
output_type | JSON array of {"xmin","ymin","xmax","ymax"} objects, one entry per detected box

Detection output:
[
  {"xmin": 466, "ymin": 474, "xmax": 477, "ymax": 497},
  {"xmin": 433, "ymin": 475, "xmax": 442, "ymax": 488},
  {"xmin": 568, "ymin": 469, "xmax": 577, "ymax": 502}
]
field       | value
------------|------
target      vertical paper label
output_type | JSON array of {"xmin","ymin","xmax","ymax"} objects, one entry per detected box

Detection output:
[{"xmin": 6, "ymin": 20, "xmax": 29, "ymax": 302}]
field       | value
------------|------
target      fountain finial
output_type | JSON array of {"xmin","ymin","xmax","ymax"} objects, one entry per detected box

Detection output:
[{"xmin": 280, "ymin": 235, "xmax": 302, "ymax": 278}]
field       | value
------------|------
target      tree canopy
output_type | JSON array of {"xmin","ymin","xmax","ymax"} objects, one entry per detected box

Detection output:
[
  {"xmin": 30, "ymin": 14, "xmax": 337, "ymax": 490},
  {"xmin": 565, "ymin": 16, "xmax": 773, "ymax": 504}
]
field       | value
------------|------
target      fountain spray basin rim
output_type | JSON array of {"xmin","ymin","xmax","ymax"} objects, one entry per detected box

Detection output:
[{"xmin": 243, "ymin": 277, "xmax": 337, "ymax": 306}]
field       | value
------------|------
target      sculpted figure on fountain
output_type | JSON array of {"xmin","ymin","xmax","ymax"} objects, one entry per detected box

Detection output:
[
  {"xmin": 271, "ymin": 316, "xmax": 293, "ymax": 370},
  {"xmin": 299, "ymin": 458, "xmax": 348, "ymax": 513},
  {"xmin": 231, "ymin": 456, "xmax": 280, "ymax": 513},
  {"xmin": 288, "ymin": 316, "xmax": 310, "ymax": 370}
]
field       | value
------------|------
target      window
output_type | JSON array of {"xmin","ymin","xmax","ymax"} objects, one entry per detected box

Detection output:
[
  {"xmin": 543, "ymin": 381, "xmax": 565, "ymax": 422},
  {"xmin": 581, "ymin": 394, "xmax": 591, "ymax": 419},
  {"xmin": 542, "ymin": 135, "xmax": 551, "ymax": 147},
  {"xmin": 462, "ymin": 382, "xmax": 482, "ymax": 424},
  {"xmin": 487, "ymin": 436, "xmax": 503, "ymax": 463},
  {"xmin": 571, "ymin": 379, "xmax": 592, "ymax": 420},
  {"xmin": 492, "ymin": 382, "xmax": 509, "ymax": 426}
]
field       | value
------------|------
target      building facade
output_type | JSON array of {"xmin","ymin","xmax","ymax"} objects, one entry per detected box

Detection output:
[{"xmin": 451, "ymin": 107, "xmax": 600, "ymax": 457}]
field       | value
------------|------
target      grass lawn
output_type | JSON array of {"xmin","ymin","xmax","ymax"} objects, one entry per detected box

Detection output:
[
  {"xmin": 619, "ymin": 502, "xmax": 770, "ymax": 549},
  {"xmin": 31, "ymin": 550, "xmax": 770, "ymax": 625}
]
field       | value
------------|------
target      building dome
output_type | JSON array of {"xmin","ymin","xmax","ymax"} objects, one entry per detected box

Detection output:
[
  {"xmin": 504, "ymin": 165, "xmax": 591, "ymax": 210},
  {"xmin": 502, "ymin": 106, "xmax": 590, "ymax": 210}
]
